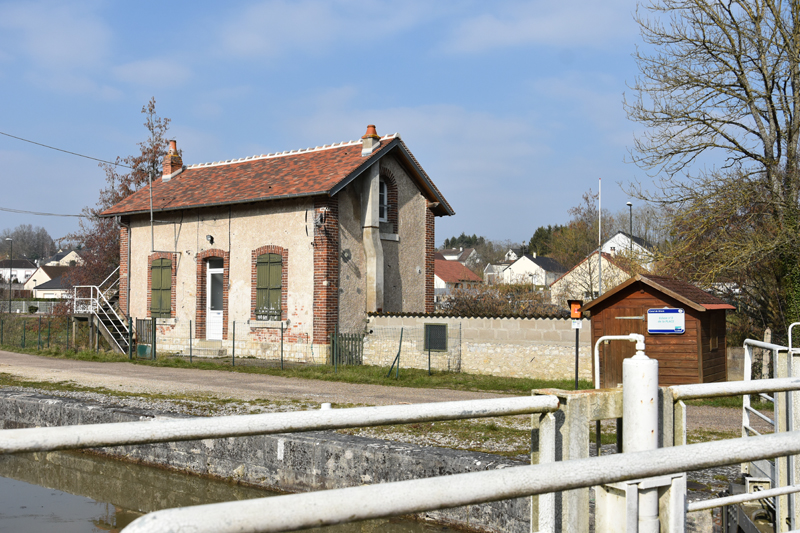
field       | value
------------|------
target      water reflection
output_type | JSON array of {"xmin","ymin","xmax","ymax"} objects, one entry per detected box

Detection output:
[{"xmin": 0, "ymin": 451, "xmax": 451, "ymax": 532}]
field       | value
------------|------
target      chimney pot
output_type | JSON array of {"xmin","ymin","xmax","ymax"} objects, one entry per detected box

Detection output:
[{"xmin": 361, "ymin": 125, "xmax": 381, "ymax": 157}]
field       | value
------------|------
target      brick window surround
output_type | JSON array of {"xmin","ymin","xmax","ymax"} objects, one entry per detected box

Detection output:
[
  {"xmin": 195, "ymin": 249, "xmax": 230, "ymax": 340},
  {"xmin": 251, "ymin": 245, "xmax": 288, "ymax": 321},
  {"xmin": 146, "ymin": 252, "xmax": 177, "ymax": 318},
  {"xmin": 380, "ymin": 166, "xmax": 399, "ymax": 234}
]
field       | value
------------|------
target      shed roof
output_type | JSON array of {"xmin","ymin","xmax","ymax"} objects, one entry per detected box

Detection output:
[
  {"xmin": 100, "ymin": 134, "xmax": 454, "ymax": 218},
  {"xmin": 580, "ymin": 274, "xmax": 735, "ymax": 313}
]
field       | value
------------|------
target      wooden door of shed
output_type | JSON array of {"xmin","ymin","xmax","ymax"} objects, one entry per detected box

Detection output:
[{"xmin": 600, "ymin": 307, "xmax": 646, "ymax": 388}]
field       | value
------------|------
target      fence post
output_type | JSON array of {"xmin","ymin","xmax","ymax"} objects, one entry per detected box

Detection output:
[
  {"xmin": 280, "ymin": 323, "xmax": 284, "ymax": 370},
  {"xmin": 189, "ymin": 320, "xmax": 192, "ymax": 363},
  {"xmin": 232, "ymin": 321, "xmax": 236, "ymax": 367},
  {"xmin": 1, "ymin": 318, "xmax": 3, "ymax": 345},
  {"xmin": 128, "ymin": 316, "xmax": 133, "ymax": 360},
  {"xmin": 66, "ymin": 319, "xmax": 70, "ymax": 351},
  {"xmin": 47, "ymin": 319, "xmax": 50, "ymax": 349},
  {"xmin": 22, "ymin": 319, "xmax": 25, "ymax": 348},
  {"xmin": 152, "ymin": 317, "xmax": 157, "ymax": 360},
  {"xmin": 37, "ymin": 316, "xmax": 41, "ymax": 351},
  {"xmin": 427, "ymin": 326, "xmax": 431, "ymax": 376}
]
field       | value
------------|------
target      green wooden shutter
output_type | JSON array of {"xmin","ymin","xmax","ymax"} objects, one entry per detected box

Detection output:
[
  {"xmin": 256, "ymin": 253, "xmax": 282, "ymax": 320},
  {"xmin": 150, "ymin": 259, "xmax": 172, "ymax": 318}
]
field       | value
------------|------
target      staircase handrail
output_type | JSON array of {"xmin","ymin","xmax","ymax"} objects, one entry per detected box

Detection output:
[
  {"xmin": 98, "ymin": 267, "xmax": 120, "ymax": 292},
  {"xmin": 72, "ymin": 283, "xmax": 129, "ymax": 354}
]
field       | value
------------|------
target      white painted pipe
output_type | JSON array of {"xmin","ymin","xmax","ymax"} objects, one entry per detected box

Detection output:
[
  {"xmin": 623, "ymin": 338, "xmax": 659, "ymax": 533},
  {"xmin": 0, "ymin": 395, "xmax": 560, "ymax": 455},
  {"xmin": 670, "ymin": 377, "xmax": 800, "ymax": 400},
  {"xmin": 593, "ymin": 334, "xmax": 645, "ymax": 388},
  {"xmin": 688, "ymin": 483, "xmax": 800, "ymax": 512},
  {"xmin": 320, "ymin": 403, "xmax": 332, "ymax": 410},
  {"xmin": 121, "ymin": 430, "xmax": 800, "ymax": 533}
]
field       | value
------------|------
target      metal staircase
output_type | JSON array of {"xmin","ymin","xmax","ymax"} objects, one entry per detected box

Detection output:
[{"xmin": 73, "ymin": 267, "xmax": 130, "ymax": 354}]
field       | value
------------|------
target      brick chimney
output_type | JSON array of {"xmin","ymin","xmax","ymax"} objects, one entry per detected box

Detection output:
[
  {"xmin": 361, "ymin": 125, "xmax": 380, "ymax": 157},
  {"xmin": 162, "ymin": 140, "xmax": 183, "ymax": 179}
]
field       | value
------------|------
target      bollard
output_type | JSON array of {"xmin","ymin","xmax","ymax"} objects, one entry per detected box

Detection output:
[{"xmin": 622, "ymin": 334, "xmax": 659, "ymax": 533}]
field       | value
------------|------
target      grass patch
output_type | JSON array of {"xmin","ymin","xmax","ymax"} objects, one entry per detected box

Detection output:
[
  {"xmin": 0, "ymin": 345, "xmax": 593, "ymax": 395},
  {"xmin": 687, "ymin": 428, "xmax": 740, "ymax": 444},
  {"xmin": 685, "ymin": 396, "xmax": 770, "ymax": 409}
]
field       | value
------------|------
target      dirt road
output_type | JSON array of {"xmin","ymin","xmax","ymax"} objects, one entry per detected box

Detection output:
[{"xmin": 0, "ymin": 350, "xmax": 748, "ymax": 433}]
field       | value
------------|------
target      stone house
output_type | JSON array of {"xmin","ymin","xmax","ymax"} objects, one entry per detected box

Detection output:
[{"xmin": 100, "ymin": 125, "xmax": 454, "ymax": 359}]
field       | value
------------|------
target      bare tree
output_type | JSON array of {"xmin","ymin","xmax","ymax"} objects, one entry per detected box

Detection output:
[
  {"xmin": 626, "ymin": 0, "xmax": 800, "ymax": 338},
  {"xmin": 0, "ymin": 225, "xmax": 55, "ymax": 262},
  {"xmin": 66, "ymin": 98, "xmax": 172, "ymax": 287}
]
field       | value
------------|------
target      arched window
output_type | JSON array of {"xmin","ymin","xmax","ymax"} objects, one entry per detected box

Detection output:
[
  {"xmin": 379, "ymin": 179, "xmax": 388, "ymax": 222},
  {"xmin": 256, "ymin": 253, "xmax": 283, "ymax": 320},
  {"xmin": 150, "ymin": 258, "xmax": 172, "ymax": 318}
]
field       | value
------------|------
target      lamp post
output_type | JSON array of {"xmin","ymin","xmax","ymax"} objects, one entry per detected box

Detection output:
[
  {"xmin": 5, "ymin": 238, "xmax": 11, "ymax": 314},
  {"xmin": 626, "ymin": 201, "xmax": 633, "ymax": 254}
]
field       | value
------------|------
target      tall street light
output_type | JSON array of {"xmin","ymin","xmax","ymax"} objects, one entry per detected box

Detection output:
[
  {"xmin": 626, "ymin": 202, "xmax": 633, "ymax": 254},
  {"xmin": 5, "ymin": 238, "xmax": 11, "ymax": 314}
]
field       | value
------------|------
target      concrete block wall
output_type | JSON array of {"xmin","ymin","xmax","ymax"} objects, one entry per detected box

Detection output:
[
  {"xmin": 0, "ymin": 391, "xmax": 529, "ymax": 532},
  {"xmin": 366, "ymin": 315, "xmax": 593, "ymax": 381}
]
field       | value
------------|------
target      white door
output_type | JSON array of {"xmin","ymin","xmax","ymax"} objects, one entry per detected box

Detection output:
[{"xmin": 206, "ymin": 260, "xmax": 224, "ymax": 340}]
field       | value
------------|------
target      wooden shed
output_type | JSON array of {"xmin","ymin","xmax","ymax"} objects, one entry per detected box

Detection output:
[{"xmin": 581, "ymin": 274, "xmax": 735, "ymax": 387}]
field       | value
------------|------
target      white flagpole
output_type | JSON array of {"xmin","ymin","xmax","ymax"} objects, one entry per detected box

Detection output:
[{"xmin": 598, "ymin": 178, "xmax": 602, "ymax": 296}]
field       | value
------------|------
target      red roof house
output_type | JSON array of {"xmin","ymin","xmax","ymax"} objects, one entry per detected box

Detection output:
[{"xmin": 100, "ymin": 125, "xmax": 453, "ymax": 360}]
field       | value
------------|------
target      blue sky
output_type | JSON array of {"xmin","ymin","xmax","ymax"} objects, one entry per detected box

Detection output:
[{"xmin": 0, "ymin": 0, "xmax": 645, "ymax": 247}]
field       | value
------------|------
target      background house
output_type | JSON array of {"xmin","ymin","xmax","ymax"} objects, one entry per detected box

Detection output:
[
  {"xmin": 549, "ymin": 251, "xmax": 635, "ymax": 307},
  {"xmin": 24, "ymin": 265, "xmax": 72, "ymax": 292},
  {"xmin": 438, "ymin": 247, "xmax": 480, "ymax": 270},
  {"xmin": 434, "ymin": 259, "xmax": 482, "ymax": 303},
  {"xmin": 601, "ymin": 231, "xmax": 654, "ymax": 270},
  {"xmin": 45, "ymin": 250, "xmax": 84, "ymax": 267},
  {"xmin": 500, "ymin": 253, "xmax": 565, "ymax": 286},
  {"xmin": 101, "ymin": 126, "xmax": 453, "ymax": 358},
  {"xmin": 31, "ymin": 275, "xmax": 71, "ymax": 299},
  {"xmin": 0, "ymin": 259, "xmax": 36, "ymax": 284}
]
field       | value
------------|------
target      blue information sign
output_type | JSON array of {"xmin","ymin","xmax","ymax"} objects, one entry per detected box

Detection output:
[{"xmin": 647, "ymin": 308, "xmax": 685, "ymax": 334}]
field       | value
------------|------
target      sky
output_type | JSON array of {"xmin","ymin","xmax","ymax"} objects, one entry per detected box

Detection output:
[{"xmin": 0, "ymin": 0, "xmax": 647, "ymax": 248}]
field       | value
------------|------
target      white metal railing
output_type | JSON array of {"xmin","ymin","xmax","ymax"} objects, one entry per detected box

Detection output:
[
  {"xmin": 72, "ymin": 271, "xmax": 128, "ymax": 353},
  {"xmin": 668, "ymin": 376, "xmax": 800, "ymax": 523},
  {"xmin": 119, "ymin": 430, "xmax": 800, "ymax": 533},
  {"xmin": 0, "ymin": 396, "xmax": 559, "ymax": 454}
]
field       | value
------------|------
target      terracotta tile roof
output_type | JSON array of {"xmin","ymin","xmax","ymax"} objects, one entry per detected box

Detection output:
[
  {"xmin": 581, "ymin": 274, "xmax": 736, "ymax": 312},
  {"xmin": 639, "ymin": 275, "xmax": 735, "ymax": 309},
  {"xmin": 101, "ymin": 134, "xmax": 454, "ymax": 218},
  {"xmin": 435, "ymin": 259, "xmax": 482, "ymax": 283}
]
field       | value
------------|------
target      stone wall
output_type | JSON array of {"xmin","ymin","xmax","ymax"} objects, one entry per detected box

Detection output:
[
  {"xmin": 365, "ymin": 314, "xmax": 593, "ymax": 381},
  {"xmin": 0, "ymin": 391, "xmax": 530, "ymax": 532}
]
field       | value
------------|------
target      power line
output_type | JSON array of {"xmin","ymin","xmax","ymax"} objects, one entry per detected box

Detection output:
[
  {"xmin": 0, "ymin": 205, "xmax": 90, "ymax": 218},
  {"xmin": 0, "ymin": 130, "xmax": 133, "ymax": 169}
]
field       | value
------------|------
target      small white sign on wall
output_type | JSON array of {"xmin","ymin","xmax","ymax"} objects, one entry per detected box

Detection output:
[{"xmin": 647, "ymin": 308, "xmax": 685, "ymax": 334}]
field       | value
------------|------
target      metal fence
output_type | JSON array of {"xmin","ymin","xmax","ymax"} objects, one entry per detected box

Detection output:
[
  {"xmin": 0, "ymin": 315, "xmax": 83, "ymax": 351},
  {"xmin": 0, "ymin": 301, "xmax": 61, "ymax": 314}
]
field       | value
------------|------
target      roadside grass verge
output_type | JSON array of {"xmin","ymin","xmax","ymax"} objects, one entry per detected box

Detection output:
[{"xmin": 0, "ymin": 344, "xmax": 592, "ymax": 394}]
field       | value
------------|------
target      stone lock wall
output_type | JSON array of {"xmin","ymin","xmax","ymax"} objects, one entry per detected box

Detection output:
[{"xmin": 365, "ymin": 314, "xmax": 593, "ymax": 381}]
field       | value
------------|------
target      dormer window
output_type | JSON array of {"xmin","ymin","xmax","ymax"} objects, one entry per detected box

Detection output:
[{"xmin": 379, "ymin": 179, "xmax": 388, "ymax": 222}]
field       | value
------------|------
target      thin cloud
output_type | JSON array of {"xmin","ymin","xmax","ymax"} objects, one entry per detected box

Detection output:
[
  {"xmin": 217, "ymin": 0, "xmax": 431, "ymax": 58},
  {"xmin": 113, "ymin": 59, "xmax": 193, "ymax": 88},
  {"xmin": 443, "ymin": 1, "xmax": 635, "ymax": 53}
]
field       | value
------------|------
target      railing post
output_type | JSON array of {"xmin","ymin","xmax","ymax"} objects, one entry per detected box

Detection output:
[
  {"xmin": 189, "ymin": 320, "xmax": 192, "ymax": 363},
  {"xmin": 232, "ymin": 321, "xmax": 236, "ymax": 367},
  {"xmin": 280, "ymin": 322, "xmax": 284, "ymax": 370},
  {"xmin": 37, "ymin": 316, "xmax": 41, "ymax": 350},
  {"xmin": 47, "ymin": 319, "xmax": 50, "ymax": 349},
  {"xmin": 623, "ymin": 337, "xmax": 659, "ymax": 533},
  {"xmin": 152, "ymin": 316, "xmax": 156, "ymax": 360}
]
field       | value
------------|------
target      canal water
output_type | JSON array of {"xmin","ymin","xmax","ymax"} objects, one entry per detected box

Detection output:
[{"xmin": 0, "ymin": 451, "xmax": 453, "ymax": 532}]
